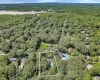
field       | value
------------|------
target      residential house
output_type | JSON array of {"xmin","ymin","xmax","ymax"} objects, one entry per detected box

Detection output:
[
  {"xmin": 0, "ymin": 54, "xmax": 6, "ymax": 56},
  {"xmin": 87, "ymin": 64, "xmax": 93, "ymax": 70},
  {"xmin": 10, "ymin": 58, "xmax": 17, "ymax": 62},
  {"xmin": 20, "ymin": 58, "xmax": 26, "ymax": 69},
  {"xmin": 10, "ymin": 58, "xmax": 17, "ymax": 67},
  {"xmin": 94, "ymin": 76, "xmax": 100, "ymax": 80},
  {"xmin": 86, "ymin": 56, "xmax": 91, "ymax": 60},
  {"xmin": 81, "ymin": 31, "xmax": 85, "ymax": 34},
  {"xmin": 68, "ymin": 48, "xmax": 72, "ymax": 53},
  {"xmin": 85, "ymin": 45, "xmax": 89, "ymax": 48},
  {"xmin": 0, "ymin": 51, "xmax": 6, "ymax": 56},
  {"xmin": 55, "ymin": 51, "xmax": 68, "ymax": 60},
  {"xmin": 57, "ymin": 52, "xmax": 63, "ymax": 58},
  {"xmin": 46, "ymin": 58, "xmax": 51, "ymax": 65},
  {"xmin": 46, "ymin": 58, "xmax": 53, "ymax": 68}
]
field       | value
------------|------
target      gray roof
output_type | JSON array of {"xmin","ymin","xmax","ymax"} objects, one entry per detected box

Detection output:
[
  {"xmin": 10, "ymin": 58, "xmax": 17, "ymax": 62},
  {"xmin": 57, "ymin": 52, "xmax": 64, "ymax": 58},
  {"xmin": 46, "ymin": 58, "xmax": 51, "ymax": 65},
  {"xmin": 94, "ymin": 76, "xmax": 100, "ymax": 80},
  {"xmin": 58, "ymin": 53, "xmax": 63, "ymax": 58}
]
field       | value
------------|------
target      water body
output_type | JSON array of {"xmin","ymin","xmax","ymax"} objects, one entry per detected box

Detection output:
[{"xmin": 0, "ymin": 11, "xmax": 46, "ymax": 15}]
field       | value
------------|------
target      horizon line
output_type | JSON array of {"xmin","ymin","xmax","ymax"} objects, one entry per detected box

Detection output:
[{"xmin": 0, "ymin": 2, "xmax": 100, "ymax": 4}]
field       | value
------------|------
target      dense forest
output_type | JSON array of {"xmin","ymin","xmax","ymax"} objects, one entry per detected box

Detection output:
[{"xmin": 0, "ymin": 3, "xmax": 100, "ymax": 80}]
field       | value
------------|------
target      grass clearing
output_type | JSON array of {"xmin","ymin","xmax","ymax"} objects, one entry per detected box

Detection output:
[
  {"xmin": 40, "ymin": 43, "xmax": 57, "ymax": 50},
  {"xmin": 40, "ymin": 43, "xmax": 46, "ymax": 49}
]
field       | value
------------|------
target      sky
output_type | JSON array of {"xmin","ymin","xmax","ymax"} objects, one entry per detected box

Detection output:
[{"xmin": 0, "ymin": 0, "xmax": 100, "ymax": 3}]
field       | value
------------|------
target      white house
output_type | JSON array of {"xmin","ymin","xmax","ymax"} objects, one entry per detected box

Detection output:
[
  {"xmin": 20, "ymin": 58, "xmax": 26, "ymax": 69},
  {"xmin": 87, "ymin": 64, "xmax": 93, "ymax": 70},
  {"xmin": 94, "ymin": 76, "xmax": 100, "ymax": 80}
]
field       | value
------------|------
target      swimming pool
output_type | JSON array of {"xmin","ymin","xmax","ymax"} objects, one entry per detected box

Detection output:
[{"xmin": 61, "ymin": 55, "xmax": 69, "ymax": 60}]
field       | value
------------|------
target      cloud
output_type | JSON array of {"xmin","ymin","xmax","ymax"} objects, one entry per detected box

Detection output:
[
  {"xmin": 38, "ymin": 0, "xmax": 100, "ymax": 3},
  {"xmin": 38, "ymin": 0, "xmax": 56, "ymax": 2},
  {"xmin": 38, "ymin": 0, "xmax": 81, "ymax": 3},
  {"xmin": 0, "ymin": 0, "xmax": 100, "ymax": 3},
  {"xmin": 79, "ymin": 0, "xmax": 100, "ymax": 3}
]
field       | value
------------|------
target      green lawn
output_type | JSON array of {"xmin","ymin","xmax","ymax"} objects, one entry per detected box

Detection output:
[
  {"xmin": 51, "ymin": 44, "xmax": 57, "ymax": 47},
  {"xmin": 95, "ymin": 62, "xmax": 100, "ymax": 67},
  {"xmin": 40, "ymin": 43, "xmax": 57, "ymax": 49},
  {"xmin": 40, "ymin": 43, "xmax": 46, "ymax": 49}
]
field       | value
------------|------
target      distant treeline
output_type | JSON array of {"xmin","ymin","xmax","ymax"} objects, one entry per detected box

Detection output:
[{"xmin": 0, "ymin": 3, "xmax": 100, "ymax": 15}]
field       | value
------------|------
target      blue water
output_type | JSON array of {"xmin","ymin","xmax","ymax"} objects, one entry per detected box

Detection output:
[
  {"xmin": 50, "ymin": 63, "xmax": 53, "ymax": 68},
  {"xmin": 62, "ymin": 55, "xmax": 68, "ymax": 59},
  {"xmin": 63, "ymin": 55, "xmax": 66, "ymax": 58}
]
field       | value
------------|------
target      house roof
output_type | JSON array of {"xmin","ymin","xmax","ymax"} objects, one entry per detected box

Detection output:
[
  {"xmin": 94, "ymin": 76, "xmax": 100, "ymax": 80},
  {"xmin": 87, "ymin": 64, "xmax": 93, "ymax": 70},
  {"xmin": 68, "ymin": 48, "xmax": 72, "ymax": 53},
  {"xmin": 10, "ymin": 58, "xmax": 17, "ymax": 62},
  {"xmin": 0, "ymin": 54, "xmax": 6, "ymax": 56},
  {"xmin": 46, "ymin": 58, "xmax": 51, "ymax": 65},
  {"xmin": 86, "ymin": 56, "xmax": 90, "ymax": 59},
  {"xmin": 21, "ymin": 58, "xmax": 26, "ymax": 64},
  {"xmin": 57, "ymin": 52, "xmax": 64, "ymax": 58}
]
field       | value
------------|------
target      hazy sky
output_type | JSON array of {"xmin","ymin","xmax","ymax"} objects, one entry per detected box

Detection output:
[{"xmin": 0, "ymin": 0, "xmax": 100, "ymax": 3}]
